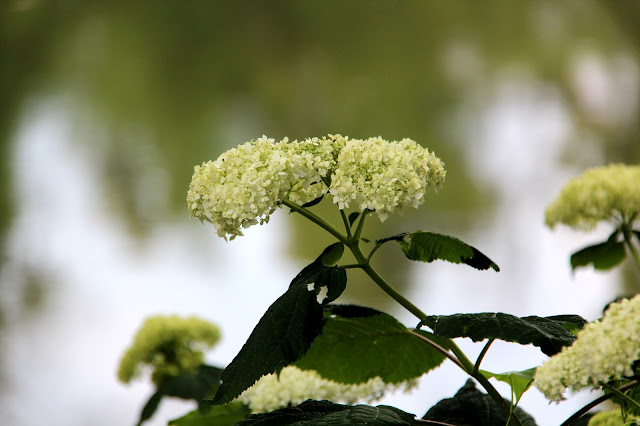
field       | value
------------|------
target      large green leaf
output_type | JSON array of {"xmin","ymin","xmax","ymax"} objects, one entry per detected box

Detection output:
[
  {"xmin": 480, "ymin": 368, "xmax": 536, "ymax": 404},
  {"xmin": 211, "ymin": 263, "xmax": 326, "ymax": 405},
  {"xmin": 237, "ymin": 400, "xmax": 416, "ymax": 425},
  {"xmin": 295, "ymin": 305, "xmax": 446, "ymax": 384},
  {"xmin": 379, "ymin": 231, "xmax": 499, "ymax": 271},
  {"xmin": 420, "ymin": 312, "xmax": 586, "ymax": 356},
  {"xmin": 169, "ymin": 402, "xmax": 251, "ymax": 426},
  {"xmin": 570, "ymin": 240, "xmax": 626, "ymax": 271}
]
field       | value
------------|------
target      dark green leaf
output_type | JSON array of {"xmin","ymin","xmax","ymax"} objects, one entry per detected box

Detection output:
[
  {"xmin": 326, "ymin": 304, "xmax": 381, "ymax": 318},
  {"xmin": 295, "ymin": 306, "xmax": 446, "ymax": 384},
  {"xmin": 348, "ymin": 212, "xmax": 360, "ymax": 227},
  {"xmin": 634, "ymin": 230, "xmax": 640, "ymax": 242},
  {"xmin": 423, "ymin": 380, "xmax": 537, "ymax": 426},
  {"xmin": 136, "ymin": 391, "xmax": 163, "ymax": 426},
  {"xmin": 301, "ymin": 194, "xmax": 324, "ymax": 208},
  {"xmin": 381, "ymin": 231, "xmax": 499, "ymax": 271},
  {"xmin": 376, "ymin": 233, "xmax": 409, "ymax": 245},
  {"xmin": 316, "ymin": 243, "xmax": 344, "ymax": 266},
  {"xmin": 211, "ymin": 265, "xmax": 326, "ymax": 405},
  {"xmin": 159, "ymin": 365, "xmax": 222, "ymax": 401},
  {"xmin": 237, "ymin": 400, "xmax": 416, "ymax": 425},
  {"xmin": 288, "ymin": 263, "xmax": 325, "ymax": 289},
  {"xmin": 421, "ymin": 312, "xmax": 585, "ymax": 356},
  {"xmin": 401, "ymin": 232, "xmax": 499, "ymax": 271},
  {"xmin": 544, "ymin": 315, "xmax": 587, "ymax": 334},
  {"xmin": 570, "ymin": 240, "xmax": 626, "ymax": 271},
  {"xmin": 169, "ymin": 402, "xmax": 251, "ymax": 426},
  {"xmin": 480, "ymin": 368, "xmax": 536, "ymax": 403},
  {"xmin": 317, "ymin": 266, "xmax": 347, "ymax": 304}
]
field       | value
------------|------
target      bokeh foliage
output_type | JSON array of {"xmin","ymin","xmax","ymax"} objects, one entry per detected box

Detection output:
[{"xmin": 1, "ymin": 0, "xmax": 640, "ymax": 310}]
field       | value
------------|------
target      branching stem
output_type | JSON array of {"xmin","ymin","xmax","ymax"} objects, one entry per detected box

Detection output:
[{"xmin": 285, "ymin": 201, "xmax": 523, "ymax": 426}]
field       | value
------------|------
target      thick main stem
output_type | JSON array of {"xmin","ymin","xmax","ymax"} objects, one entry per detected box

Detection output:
[
  {"xmin": 282, "ymin": 200, "xmax": 349, "ymax": 245},
  {"xmin": 349, "ymin": 243, "xmax": 521, "ymax": 425},
  {"xmin": 285, "ymin": 203, "xmax": 522, "ymax": 425}
]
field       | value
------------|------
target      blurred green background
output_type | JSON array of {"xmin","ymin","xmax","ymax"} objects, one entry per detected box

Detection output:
[{"xmin": 1, "ymin": 1, "xmax": 639, "ymax": 425}]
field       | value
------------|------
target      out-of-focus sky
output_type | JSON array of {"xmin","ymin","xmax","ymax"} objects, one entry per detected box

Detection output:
[{"xmin": 1, "ymin": 1, "xmax": 639, "ymax": 425}]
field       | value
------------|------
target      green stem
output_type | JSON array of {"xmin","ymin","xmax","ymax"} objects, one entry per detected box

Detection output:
[
  {"xmin": 350, "ymin": 243, "xmax": 522, "ymax": 425},
  {"xmin": 622, "ymin": 222, "xmax": 640, "ymax": 273},
  {"xmin": 340, "ymin": 209, "xmax": 354, "ymax": 239},
  {"xmin": 474, "ymin": 339, "xmax": 494, "ymax": 375},
  {"xmin": 353, "ymin": 209, "xmax": 369, "ymax": 241},
  {"xmin": 366, "ymin": 240, "xmax": 385, "ymax": 262},
  {"xmin": 409, "ymin": 330, "xmax": 466, "ymax": 371},
  {"xmin": 561, "ymin": 380, "xmax": 639, "ymax": 426},
  {"xmin": 287, "ymin": 202, "xmax": 522, "ymax": 425},
  {"xmin": 603, "ymin": 382, "xmax": 640, "ymax": 412},
  {"xmin": 282, "ymin": 200, "xmax": 349, "ymax": 245}
]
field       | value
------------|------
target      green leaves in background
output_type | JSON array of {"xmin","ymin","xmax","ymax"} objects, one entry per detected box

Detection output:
[
  {"xmin": 570, "ymin": 231, "xmax": 627, "ymax": 272},
  {"xmin": 211, "ymin": 257, "xmax": 348, "ymax": 406},
  {"xmin": 480, "ymin": 368, "xmax": 536, "ymax": 405},
  {"xmin": 378, "ymin": 231, "xmax": 499, "ymax": 271},
  {"xmin": 169, "ymin": 402, "xmax": 251, "ymax": 426},
  {"xmin": 295, "ymin": 305, "xmax": 446, "ymax": 384},
  {"xmin": 420, "ymin": 312, "xmax": 586, "ymax": 356},
  {"xmin": 137, "ymin": 365, "xmax": 223, "ymax": 426},
  {"xmin": 237, "ymin": 400, "xmax": 416, "ymax": 425}
]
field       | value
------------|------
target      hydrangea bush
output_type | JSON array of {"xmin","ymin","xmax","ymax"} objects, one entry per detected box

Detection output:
[{"xmin": 120, "ymin": 138, "xmax": 640, "ymax": 426}]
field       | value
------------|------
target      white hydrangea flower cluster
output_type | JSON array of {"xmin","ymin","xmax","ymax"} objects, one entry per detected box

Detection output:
[
  {"xmin": 329, "ymin": 137, "xmax": 445, "ymax": 222},
  {"xmin": 534, "ymin": 295, "xmax": 640, "ymax": 401},
  {"xmin": 545, "ymin": 164, "xmax": 640, "ymax": 231},
  {"xmin": 188, "ymin": 135, "xmax": 445, "ymax": 239},
  {"xmin": 281, "ymin": 135, "xmax": 347, "ymax": 205},
  {"xmin": 237, "ymin": 366, "xmax": 413, "ymax": 413}
]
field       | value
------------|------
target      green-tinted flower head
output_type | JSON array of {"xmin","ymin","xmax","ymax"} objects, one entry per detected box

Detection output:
[
  {"xmin": 534, "ymin": 295, "xmax": 640, "ymax": 401},
  {"xmin": 329, "ymin": 137, "xmax": 445, "ymax": 222},
  {"xmin": 237, "ymin": 366, "xmax": 415, "ymax": 413},
  {"xmin": 117, "ymin": 315, "xmax": 221, "ymax": 386},
  {"xmin": 188, "ymin": 135, "xmax": 445, "ymax": 238},
  {"xmin": 187, "ymin": 136, "xmax": 290, "ymax": 240},
  {"xmin": 587, "ymin": 410, "xmax": 632, "ymax": 426},
  {"xmin": 545, "ymin": 164, "xmax": 640, "ymax": 231}
]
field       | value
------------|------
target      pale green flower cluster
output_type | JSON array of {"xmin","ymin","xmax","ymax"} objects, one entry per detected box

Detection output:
[
  {"xmin": 534, "ymin": 295, "xmax": 640, "ymax": 401},
  {"xmin": 117, "ymin": 315, "xmax": 220, "ymax": 386},
  {"xmin": 188, "ymin": 135, "xmax": 445, "ymax": 239},
  {"xmin": 545, "ymin": 164, "xmax": 640, "ymax": 230},
  {"xmin": 329, "ymin": 137, "xmax": 445, "ymax": 222},
  {"xmin": 237, "ymin": 366, "xmax": 413, "ymax": 413},
  {"xmin": 588, "ymin": 410, "xmax": 633, "ymax": 426}
]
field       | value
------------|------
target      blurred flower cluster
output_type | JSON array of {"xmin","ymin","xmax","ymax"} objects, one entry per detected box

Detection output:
[
  {"xmin": 117, "ymin": 315, "xmax": 220, "ymax": 386},
  {"xmin": 545, "ymin": 164, "xmax": 640, "ymax": 231}
]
